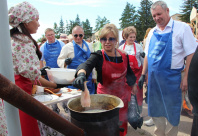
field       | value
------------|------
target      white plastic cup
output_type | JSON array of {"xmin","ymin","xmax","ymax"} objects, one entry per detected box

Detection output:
[{"xmin": 36, "ymin": 86, "xmax": 44, "ymax": 93}]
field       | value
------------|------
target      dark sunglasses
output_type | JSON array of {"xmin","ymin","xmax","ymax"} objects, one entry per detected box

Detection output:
[
  {"xmin": 100, "ymin": 37, "xmax": 116, "ymax": 42},
  {"xmin": 74, "ymin": 34, "xmax": 83, "ymax": 38}
]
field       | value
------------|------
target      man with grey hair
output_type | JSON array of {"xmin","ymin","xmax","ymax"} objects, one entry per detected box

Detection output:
[
  {"xmin": 138, "ymin": 1, "xmax": 197, "ymax": 135},
  {"xmin": 57, "ymin": 26, "xmax": 96, "ymax": 94}
]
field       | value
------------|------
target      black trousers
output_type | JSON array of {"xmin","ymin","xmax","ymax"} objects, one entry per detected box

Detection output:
[{"xmin": 191, "ymin": 115, "xmax": 198, "ymax": 136}]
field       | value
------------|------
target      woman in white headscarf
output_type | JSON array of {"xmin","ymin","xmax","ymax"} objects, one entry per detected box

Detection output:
[{"xmin": 8, "ymin": 2, "xmax": 57, "ymax": 136}]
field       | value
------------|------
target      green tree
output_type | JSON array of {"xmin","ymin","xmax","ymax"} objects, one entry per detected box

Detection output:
[
  {"xmin": 53, "ymin": 22, "xmax": 60, "ymax": 39},
  {"xmin": 65, "ymin": 20, "xmax": 75, "ymax": 35},
  {"xmin": 136, "ymin": 0, "xmax": 155, "ymax": 42},
  {"xmin": 65, "ymin": 20, "xmax": 71, "ymax": 35},
  {"xmin": 65, "ymin": 14, "xmax": 82, "ymax": 35},
  {"xmin": 37, "ymin": 34, "xmax": 45, "ymax": 43},
  {"xmin": 74, "ymin": 14, "xmax": 81, "ymax": 26},
  {"xmin": 82, "ymin": 19, "xmax": 92, "ymax": 39},
  {"xmin": 94, "ymin": 16, "xmax": 110, "ymax": 32},
  {"xmin": 59, "ymin": 17, "xmax": 65, "ymax": 34},
  {"xmin": 180, "ymin": 0, "xmax": 198, "ymax": 23},
  {"xmin": 119, "ymin": 2, "xmax": 138, "ymax": 29}
]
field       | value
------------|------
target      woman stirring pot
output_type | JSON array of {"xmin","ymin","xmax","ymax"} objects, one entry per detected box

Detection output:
[
  {"xmin": 119, "ymin": 26, "xmax": 144, "ymax": 113},
  {"xmin": 73, "ymin": 24, "xmax": 137, "ymax": 136}
]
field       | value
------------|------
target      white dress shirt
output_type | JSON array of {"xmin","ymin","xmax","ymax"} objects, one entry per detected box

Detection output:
[
  {"xmin": 57, "ymin": 41, "xmax": 96, "ymax": 79},
  {"xmin": 145, "ymin": 18, "xmax": 197, "ymax": 69}
]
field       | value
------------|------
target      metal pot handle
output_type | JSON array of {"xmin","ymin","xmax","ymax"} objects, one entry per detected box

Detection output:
[
  {"xmin": 117, "ymin": 97, "xmax": 124, "ymax": 108},
  {"xmin": 118, "ymin": 121, "xmax": 125, "ymax": 132}
]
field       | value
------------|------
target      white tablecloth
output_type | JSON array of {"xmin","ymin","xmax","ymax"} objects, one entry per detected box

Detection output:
[{"xmin": 35, "ymin": 88, "xmax": 81, "ymax": 136}]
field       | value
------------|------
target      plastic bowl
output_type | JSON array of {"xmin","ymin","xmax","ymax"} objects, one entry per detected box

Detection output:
[{"xmin": 46, "ymin": 68, "xmax": 76, "ymax": 84}]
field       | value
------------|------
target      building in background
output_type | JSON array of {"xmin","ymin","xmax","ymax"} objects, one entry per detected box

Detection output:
[{"xmin": 171, "ymin": 13, "xmax": 182, "ymax": 21}]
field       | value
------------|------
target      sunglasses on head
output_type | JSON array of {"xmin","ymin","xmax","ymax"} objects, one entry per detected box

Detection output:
[
  {"xmin": 100, "ymin": 37, "xmax": 116, "ymax": 42},
  {"xmin": 74, "ymin": 34, "xmax": 83, "ymax": 38}
]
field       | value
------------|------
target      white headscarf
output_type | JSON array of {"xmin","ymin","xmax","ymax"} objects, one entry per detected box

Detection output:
[{"xmin": 8, "ymin": 1, "xmax": 39, "ymax": 28}]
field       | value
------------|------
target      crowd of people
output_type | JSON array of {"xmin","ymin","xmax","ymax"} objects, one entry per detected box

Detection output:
[{"xmin": 1, "ymin": 0, "xmax": 198, "ymax": 136}]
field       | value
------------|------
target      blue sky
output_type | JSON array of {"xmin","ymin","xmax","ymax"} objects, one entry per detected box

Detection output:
[{"xmin": 7, "ymin": 0, "xmax": 182, "ymax": 40}]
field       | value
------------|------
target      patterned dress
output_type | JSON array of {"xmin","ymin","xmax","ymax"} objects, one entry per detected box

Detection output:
[
  {"xmin": 11, "ymin": 32, "xmax": 41, "ymax": 80},
  {"xmin": 0, "ymin": 99, "xmax": 8, "ymax": 136},
  {"xmin": 11, "ymin": 32, "xmax": 41, "ymax": 136}
]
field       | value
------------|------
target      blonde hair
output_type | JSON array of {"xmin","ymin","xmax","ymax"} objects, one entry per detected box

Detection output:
[
  {"xmin": 45, "ymin": 28, "xmax": 54, "ymax": 34},
  {"xmin": 67, "ymin": 34, "xmax": 73, "ymax": 42},
  {"xmin": 124, "ymin": 26, "xmax": 137, "ymax": 39},
  {"xmin": 99, "ymin": 24, "xmax": 119, "ymax": 41},
  {"xmin": 143, "ymin": 28, "xmax": 152, "ymax": 51},
  {"xmin": 144, "ymin": 28, "xmax": 152, "ymax": 39},
  {"xmin": 122, "ymin": 27, "xmax": 128, "ymax": 39}
]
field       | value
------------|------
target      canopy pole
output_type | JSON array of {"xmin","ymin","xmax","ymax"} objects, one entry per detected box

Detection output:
[{"xmin": 0, "ymin": 1, "xmax": 22, "ymax": 135}]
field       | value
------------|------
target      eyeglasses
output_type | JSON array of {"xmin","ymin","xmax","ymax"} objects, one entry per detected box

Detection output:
[
  {"xmin": 74, "ymin": 34, "xmax": 83, "ymax": 38},
  {"xmin": 46, "ymin": 34, "xmax": 55, "ymax": 37},
  {"xmin": 100, "ymin": 37, "xmax": 116, "ymax": 43}
]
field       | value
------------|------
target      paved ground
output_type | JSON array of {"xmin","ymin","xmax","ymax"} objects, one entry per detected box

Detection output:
[{"xmin": 126, "ymin": 98, "xmax": 193, "ymax": 136}]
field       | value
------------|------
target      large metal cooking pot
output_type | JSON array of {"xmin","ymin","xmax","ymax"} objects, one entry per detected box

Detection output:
[{"xmin": 67, "ymin": 94, "xmax": 124, "ymax": 136}]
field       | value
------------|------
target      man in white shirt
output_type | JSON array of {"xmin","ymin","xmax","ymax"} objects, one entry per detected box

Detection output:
[
  {"xmin": 57, "ymin": 26, "xmax": 96, "ymax": 94},
  {"xmin": 138, "ymin": 1, "xmax": 197, "ymax": 136}
]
